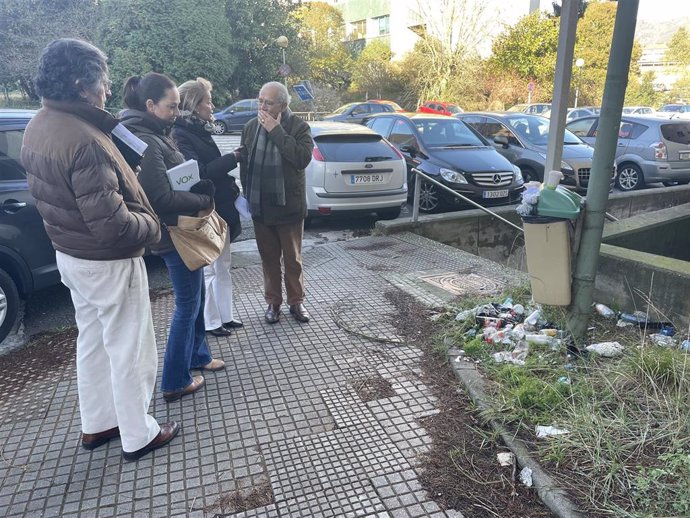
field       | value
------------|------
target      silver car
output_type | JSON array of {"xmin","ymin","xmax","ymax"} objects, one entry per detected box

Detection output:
[
  {"xmin": 457, "ymin": 112, "xmax": 595, "ymax": 190},
  {"xmin": 305, "ymin": 121, "xmax": 407, "ymax": 220},
  {"xmin": 567, "ymin": 115, "xmax": 690, "ymax": 191}
]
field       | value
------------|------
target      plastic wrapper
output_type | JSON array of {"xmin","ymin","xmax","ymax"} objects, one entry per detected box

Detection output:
[
  {"xmin": 585, "ymin": 341, "xmax": 623, "ymax": 357},
  {"xmin": 594, "ymin": 303, "xmax": 616, "ymax": 318},
  {"xmin": 648, "ymin": 334, "xmax": 676, "ymax": 348}
]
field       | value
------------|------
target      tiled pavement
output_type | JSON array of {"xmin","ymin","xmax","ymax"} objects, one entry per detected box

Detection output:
[{"xmin": 0, "ymin": 232, "xmax": 522, "ymax": 518}]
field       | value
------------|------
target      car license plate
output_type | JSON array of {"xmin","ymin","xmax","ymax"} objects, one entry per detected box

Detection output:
[
  {"xmin": 482, "ymin": 189, "xmax": 509, "ymax": 199},
  {"xmin": 350, "ymin": 174, "xmax": 385, "ymax": 185},
  {"xmin": 680, "ymin": 151, "xmax": 690, "ymax": 160}
]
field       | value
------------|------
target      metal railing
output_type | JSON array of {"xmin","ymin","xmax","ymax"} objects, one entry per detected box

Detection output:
[{"xmin": 410, "ymin": 168, "xmax": 524, "ymax": 233}]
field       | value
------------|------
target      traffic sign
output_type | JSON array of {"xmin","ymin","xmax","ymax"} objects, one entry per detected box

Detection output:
[
  {"xmin": 528, "ymin": 81, "xmax": 536, "ymax": 92},
  {"xmin": 293, "ymin": 84, "xmax": 314, "ymax": 101}
]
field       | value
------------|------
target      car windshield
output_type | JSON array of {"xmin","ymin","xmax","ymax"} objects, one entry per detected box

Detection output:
[
  {"xmin": 414, "ymin": 119, "xmax": 484, "ymax": 147},
  {"xmin": 506, "ymin": 115, "xmax": 582, "ymax": 145},
  {"xmin": 446, "ymin": 105, "xmax": 462, "ymax": 114},
  {"xmin": 333, "ymin": 103, "xmax": 357, "ymax": 115},
  {"xmin": 662, "ymin": 105, "xmax": 683, "ymax": 112}
]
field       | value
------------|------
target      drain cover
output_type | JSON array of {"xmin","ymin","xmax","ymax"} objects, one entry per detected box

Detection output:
[{"xmin": 418, "ymin": 272, "xmax": 505, "ymax": 296}]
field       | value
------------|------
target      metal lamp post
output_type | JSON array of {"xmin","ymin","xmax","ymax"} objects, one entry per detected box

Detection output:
[
  {"xmin": 574, "ymin": 58, "xmax": 585, "ymax": 108},
  {"xmin": 276, "ymin": 35, "xmax": 288, "ymax": 87}
]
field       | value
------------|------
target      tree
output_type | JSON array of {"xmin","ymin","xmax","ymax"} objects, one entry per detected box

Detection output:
[
  {"xmin": 349, "ymin": 40, "xmax": 403, "ymax": 100},
  {"xmin": 0, "ymin": 0, "xmax": 99, "ymax": 101},
  {"xmin": 625, "ymin": 71, "xmax": 661, "ymax": 107},
  {"xmin": 489, "ymin": 11, "xmax": 559, "ymax": 101},
  {"xmin": 225, "ymin": 0, "xmax": 308, "ymax": 101},
  {"xmin": 98, "ymin": 0, "xmax": 235, "ymax": 106},
  {"xmin": 665, "ymin": 27, "xmax": 690, "ymax": 66},
  {"xmin": 290, "ymin": 1, "xmax": 353, "ymax": 90}
]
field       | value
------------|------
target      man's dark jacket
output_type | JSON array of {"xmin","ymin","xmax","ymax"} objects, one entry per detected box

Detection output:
[
  {"xmin": 21, "ymin": 100, "xmax": 160, "ymax": 260},
  {"xmin": 172, "ymin": 117, "xmax": 241, "ymax": 242},
  {"xmin": 239, "ymin": 111, "xmax": 313, "ymax": 226}
]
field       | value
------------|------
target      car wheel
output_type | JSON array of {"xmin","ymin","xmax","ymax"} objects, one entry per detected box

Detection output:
[
  {"xmin": 662, "ymin": 180, "xmax": 690, "ymax": 187},
  {"xmin": 418, "ymin": 181, "xmax": 441, "ymax": 213},
  {"xmin": 519, "ymin": 166, "xmax": 538, "ymax": 183},
  {"xmin": 376, "ymin": 207, "xmax": 401, "ymax": 220},
  {"xmin": 212, "ymin": 121, "xmax": 227, "ymax": 135},
  {"xmin": 616, "ymin": 162, "xmax": 644, "ymax": 191},
  {"xmin": 0, "ymin": 268, "xmax": 19, "ymax": 343}
]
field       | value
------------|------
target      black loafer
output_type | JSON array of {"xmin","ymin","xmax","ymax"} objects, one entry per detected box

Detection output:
[
  {"xmin": 265, "ymin": 304, "xmax": 281, "ymax": 324},
  {"xmin": 222, "ymin": 320, "xmax": 244, "ymax": 329},
  {"xmin": 289, "ymin": 304, "xmax": 311, "ymax": 323},
  {"xmin": 207, "ymin": 326, "xmax": 232, "ymax": 337}
]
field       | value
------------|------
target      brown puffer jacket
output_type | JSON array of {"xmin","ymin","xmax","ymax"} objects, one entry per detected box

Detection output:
[{"xmin": 21, "ymin": 100, "xmax": 160, "ymax": 261}]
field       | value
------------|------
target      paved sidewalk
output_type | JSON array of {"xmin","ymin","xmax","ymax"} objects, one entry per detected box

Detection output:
[{"xmin": 0, "ymin": 232, "xmax": 519, "ymax": 518}]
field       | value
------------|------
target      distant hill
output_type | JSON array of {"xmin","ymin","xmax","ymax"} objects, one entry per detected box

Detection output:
[{"xmin": 636, "ymin": 16, "xmax": 690, "ymax": 46}]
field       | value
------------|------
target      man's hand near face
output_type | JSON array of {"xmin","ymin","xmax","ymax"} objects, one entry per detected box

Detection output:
[{"xmin": 258, "ymin": 110, "xmax": 281, "ymax": 132}]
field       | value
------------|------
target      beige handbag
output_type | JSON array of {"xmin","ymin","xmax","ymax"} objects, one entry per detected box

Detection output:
[{"xmin": 167, "ymin": 204, "xmax": 227, "ymax": 271}]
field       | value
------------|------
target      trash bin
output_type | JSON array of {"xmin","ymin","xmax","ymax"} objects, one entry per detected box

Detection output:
[{"xmin": 521, "ymin": 186, "xmax": 582, "ymax": 306}]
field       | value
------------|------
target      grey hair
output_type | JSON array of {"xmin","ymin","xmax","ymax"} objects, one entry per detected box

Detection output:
[
  {"xmin": 260, "ymin": 81, "xmax": 291, "ymax": 105},
  {"xmin": 178, "ymin": 77, "xmax": 213, "ymax": 116}
]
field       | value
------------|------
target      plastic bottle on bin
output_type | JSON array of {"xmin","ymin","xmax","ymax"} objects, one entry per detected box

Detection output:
[{"xmin": 544, "ymin": 170, "xmax": 564, "ymax": 190}]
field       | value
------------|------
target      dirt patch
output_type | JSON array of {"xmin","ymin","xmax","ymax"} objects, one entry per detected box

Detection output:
[
  {"xmin": 352, "ymin": 228, "xmax": 372, "ymax": 238},
  {"xmin": 351, "ymin": 374, "xmax": 397, "ymax": 403},
  {"xmin": 385, "ymin": 290, "xmax": 552, "ymax": 518},
  {"xmin": 202, "ymin": 480, "xmax": 273, "ymax": 516}
]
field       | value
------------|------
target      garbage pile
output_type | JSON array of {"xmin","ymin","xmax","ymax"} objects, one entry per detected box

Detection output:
[{"xmin": 453, "ymin": 298, "xmax": 689, "ymax": 365}]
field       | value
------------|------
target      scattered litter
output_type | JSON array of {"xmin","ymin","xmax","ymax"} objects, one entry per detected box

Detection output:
[
  {"xmin": 492, "ymin": 351, "xmax": 525, "ymax": 365},
  {"xmin": 594, "ymin": 303, "xmax": 616, "ymax": 318},
  {"xmin": 585, "ymin": 341, "xmax": 623, "ymax": 357},
  {"xmin": 648, "ymin": 334, "xmax": 677, "ymax": 348},
  {"xmin": 557, "ymin": 376, "xmax": 571, "ymax": 385},
  {"xmin": 616, "ymin": 319, "xmax": 634, "ymax": 328},
  {"xmin": 619, "ymin": 312, "xmax": 673, "ymax": 331},
  {"xmin": 519, "ymin": 467, "xmax": 533, "ymax": 487},
  {"xmin": 497, "ymin": 452, "xmax": 515, "ymax": 467},
  {"xmin": 443, "ymin": 336, "xmax": 457, "ymax": 347},
  {"xmin": 525, "ymin": 334, "xmax": 552, "ymax": 346},
  {"xmin": 455, "ymin": 307, "xmax": 478, "ymax": 321},
  {"xmin": 659, "ymin": 326, "xmax": 676, "ymax": 337},
  {"xmin": 524, "ymin": 310, "xmax": 541, "ymax": 328},
  {"xmin": 680, "ymin": 340, "xmax": 690, "ymax": 353},
  {"xmin": 535, "ymin": 425, "xmax": 570, "ymax": 438},
  {"xmin": 512, "ymin": 304, "xmax": 525, "ymax": 315},
  {"xmin": 429, "ymin": 312, "xmax": 444, "ymax": 322}
]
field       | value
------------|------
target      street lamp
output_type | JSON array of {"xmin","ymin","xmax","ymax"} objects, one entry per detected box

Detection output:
[
  {"xmin": 574, "ymin": 58, "xmax": 585, "ymax": 108},
  {"xmin": 276, "ymin": 35, "xmax": 289, "ymax": 87}
]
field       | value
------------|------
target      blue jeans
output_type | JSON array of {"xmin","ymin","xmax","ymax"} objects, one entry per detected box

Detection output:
[{"xmin": 161, "ymin": 250, "xmax": 212, "ymax": 392}]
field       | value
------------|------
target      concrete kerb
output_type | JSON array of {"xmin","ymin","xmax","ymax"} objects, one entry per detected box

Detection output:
[{"xmin": 446, "ymin": 349, "xmax": 585, "ymax": 518}]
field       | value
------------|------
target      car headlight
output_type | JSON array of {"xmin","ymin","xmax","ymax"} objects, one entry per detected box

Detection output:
[
  {"xmin": 513, "ymin": 165, "xmax": 524, "ymax": 185},
  {"xmin": 561, "ymin": 160, "xmax": 574, "ymax": 171},
  {"xmin": 439, "ymin": 168, "xmax": 467, "ymax": 184}
]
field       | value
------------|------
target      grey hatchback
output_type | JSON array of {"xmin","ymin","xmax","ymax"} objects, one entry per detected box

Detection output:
[
  {"xmin": 457, "ymin": 112, "xmax": 595, "ymax": 190},
  {"xmin": 0, "ymin": 110, "xmax": 60, "ymax": 342},
  {"xmin": 566, "ymin": 115, "xmax": 690, "ymax": 191},
  {"xmin": 322, "ymin": 102, "xmax": 395, "ymax": 124}
]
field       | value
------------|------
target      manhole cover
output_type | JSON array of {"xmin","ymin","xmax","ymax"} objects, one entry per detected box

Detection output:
[{"xmin": 418, "ymin": 272, "xmax": 505, "ymax": 296}]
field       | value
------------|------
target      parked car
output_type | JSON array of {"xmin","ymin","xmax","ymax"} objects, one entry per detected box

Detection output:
[
  {"xmin": 566, "ymin": 114, "xmax": 690, "ymax": 191},
  {"xmin": 417, "ymin": 101, "xmax": 463, "ymax": 117},
  {"xmin": 321, "ymin": 102, "xmax": 395, "ymax": 124},
  {"xmin": 370, "ymin": 99, "xmax": 404, "ymax": 112},
  {"xmin": 623, "ymin": 106, "xmax": 655, "ymax": 115},
  {"xmin": 457, "ymin": 112, "xmax": 595, "ymax": 190},
  {"xmin": 212, "ymin": 99, "xmax": 258, "ymax": 134},
  {"xmin": 507, "ymin": 103, "xmax": 551, "ymax": 115},
  {"xmin": 542, "ymin": 106, "xmax": 600, "ymax": 123},
  {"xmin": 658, "ymin": 104, "xmax": 690, "ymax": 115},
  {"xmin": 0, "ymin": 109, "xmax": 61, "ymax": 342},
  {"xmin": 364, "ymin": 113, "xmax": 524, "ymax": 213},
  {"xmin": 306, "ymin": 121, "xmax": 407, "ymax": 220}
]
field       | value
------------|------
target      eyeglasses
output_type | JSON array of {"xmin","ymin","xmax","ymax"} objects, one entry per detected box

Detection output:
[{"xmin": 258, "ymin": 98, "xmax": 278, "ymax": 107}]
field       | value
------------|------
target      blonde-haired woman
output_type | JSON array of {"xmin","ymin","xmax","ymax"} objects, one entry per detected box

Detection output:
[{"xmin": 173, "ymin": 78, "xmax": 244, "ymax": 337}]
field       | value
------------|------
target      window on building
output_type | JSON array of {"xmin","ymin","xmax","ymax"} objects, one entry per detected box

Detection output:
[
  {"xmin": 350, "ymin": 19, "xmax": 366, "ymax": 40},
  {"xmin": 375, "ymin": 15, "xmax": 390, "ymax": 35}
]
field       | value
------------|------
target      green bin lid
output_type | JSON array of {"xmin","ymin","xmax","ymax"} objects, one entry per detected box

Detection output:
[{"xmin": 536, "ymin": 185, "xmax": 582, "ymax": 219}]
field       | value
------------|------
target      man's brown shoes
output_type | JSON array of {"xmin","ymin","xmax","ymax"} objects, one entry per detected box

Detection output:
[
  {"xmin": 81, "ymin": 426, "xmax": 120, "ymax": 450},
  {"xmin": 163, "ymin": 375, "xmax": 205, "ymax": 402},
  {"xmin": 122, "ymin": 421, "xmax": 180, "ymax": 462},
  {"xmin": 264, "ymin": 304, "xmax": 281, "ymax": 324},
  {"xmin": 289, "ymin": 304, "xmax": 311, "ymax": 323}
]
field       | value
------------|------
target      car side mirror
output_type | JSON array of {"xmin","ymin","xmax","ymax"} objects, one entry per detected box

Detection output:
[
  {"xmin": 494, "ymin": 135, "xmax": 509, "ymax": 148},
  {"xmin": 400, "ymin": 144, "xmax": 417, "ymax": 156}
]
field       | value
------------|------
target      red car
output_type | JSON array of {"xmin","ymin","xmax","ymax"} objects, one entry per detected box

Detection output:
[{"xmin": 418, "ymin": 101, "xmax": 463, "ymax": 116}]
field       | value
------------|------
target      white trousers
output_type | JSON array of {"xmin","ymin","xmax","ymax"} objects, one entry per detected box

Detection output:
[
  {"xmin": 203, "ymin": 237, "xmax": 235, "ymax": 330},
  {"xmin": 56, "ymin": 252, "xmax": 160, "ymax": 452}
]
